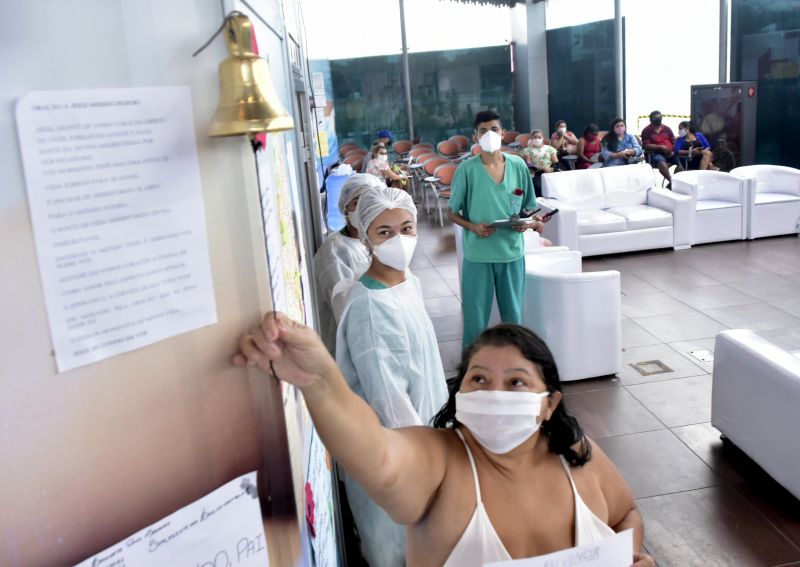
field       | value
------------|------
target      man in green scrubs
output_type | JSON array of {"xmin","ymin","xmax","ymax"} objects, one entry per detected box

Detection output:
[{"xmin": 449, "ymin": 110, "xmax": 542, "ymax": 349}]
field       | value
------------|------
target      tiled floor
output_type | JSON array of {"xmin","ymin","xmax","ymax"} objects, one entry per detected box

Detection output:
[{"xmin": 412, "ymin": 211, "xmax": 800, "ymax": 567}]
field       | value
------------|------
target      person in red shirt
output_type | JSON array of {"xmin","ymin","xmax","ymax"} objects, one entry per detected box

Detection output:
[
  {"xmin": 641, "ymin": 110, "xmax": 680, "ymax": 188},
  {"xmin": 576, "ymin": 123, "xmax": 602, "ymax": 169}
]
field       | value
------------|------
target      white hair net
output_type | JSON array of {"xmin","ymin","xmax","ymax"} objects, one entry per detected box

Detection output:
[
  {"xmin": 337, "ymin": 173, "xmax": 384, "ymax": 215},
  {"xmin": 355, "ymin": 186, "xmax": 417, "ymax": 245}
]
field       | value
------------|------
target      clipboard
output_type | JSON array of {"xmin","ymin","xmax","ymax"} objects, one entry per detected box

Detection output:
[{"xmin": 488, "ymin": 218, "xmax": 534, "ymax": 229}]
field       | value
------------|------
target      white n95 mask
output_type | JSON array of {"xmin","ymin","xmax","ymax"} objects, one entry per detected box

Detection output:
[
  {"xmin": 478, "ymin": 130, "xmax": 503, "ymax": 153},
  {"xmin": 456, "ymin": 389, "xmax": 550, "ymax": 454},
  {"xmin": 372, "ymin": 234, "xmax": 417, "ymax": 271},
  {"xmin": 346, "ymin": 211, "xmax": 361, "ymax": 231}
]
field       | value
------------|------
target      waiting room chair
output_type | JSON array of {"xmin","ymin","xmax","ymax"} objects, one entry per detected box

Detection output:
[
  {"xmin": 339, "ymin": 143, "xmax": 359, "ymax": 158},
  {"xmin": 393, "ymin": 140, "xmax": 413, "ymax": 157},
  {"xmin": 449, "ymin": 135, "xmax": 470, "ymax": 151},
  {"xmin": 515, "ymin": 133, "xmax": 531, "ymax": 148},
  {"xmin": 437, "ymin": 140, "xmax": 461, "ymax": 159},
  {"xmin": 730, "ymin": 165, "xmax": 800, "ymax": 239},
  {"xmin": 522, "ymin": 250, "xmax": 621, "ymax": 381},
  {"xmin": 422, "ymin": 163, "xmax": 458, "ymax": 227},
  {"xmin": 502, "ymin": 131, "xmax": 519, "ymax": 145},
  {"xmin": 672, "ymin": 170, "xmax": 747, "ymax": 244}
]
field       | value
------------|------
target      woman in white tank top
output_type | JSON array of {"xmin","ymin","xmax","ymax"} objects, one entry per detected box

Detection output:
[{"xmin": 234, "ymin": 318, "xmax": 655, "ymax": 567}]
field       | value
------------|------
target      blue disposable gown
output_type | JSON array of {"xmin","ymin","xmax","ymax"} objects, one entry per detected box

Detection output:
[
  {"xmin": 335, "ymin": 273, "xmax": 448, "ymax": 567},
  {"xmin": 312, "ymin": 231, "xmax": 370, "ymax": 354}
]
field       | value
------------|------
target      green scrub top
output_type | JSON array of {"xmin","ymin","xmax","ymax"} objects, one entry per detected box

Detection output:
[
  {"xmin": 448, "ymin": 153, "xmax": 536, "ymax": 263},
  {"xmin": 359, "ymin": 273, "xmax": 389, "ymax": 290}
]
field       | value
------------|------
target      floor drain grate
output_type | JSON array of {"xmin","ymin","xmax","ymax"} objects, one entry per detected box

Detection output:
[{"xmin": 630, "ymin": 359, "xmax": 673, "ymax": 376}]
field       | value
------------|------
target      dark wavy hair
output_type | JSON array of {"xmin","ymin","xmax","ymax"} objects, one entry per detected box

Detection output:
[
  {"xmin": 603, "ymin": 117, "xmax": 626, "ymax": 153},
  {"xmin": 583, "ymin": 123, "xmax": 600, "ymax": 139},
  {"xmin": 431, "ymin": 324, "xmax": 592, "ymax": 466},
  {"xmin": 474, "ymin": 109, "xmax": 502, "ymax": 130}
]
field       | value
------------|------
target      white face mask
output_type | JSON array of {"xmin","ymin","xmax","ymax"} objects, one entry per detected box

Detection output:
[
  {"xmin": 531, "ymin": 138, "xmax": 543, "ymax": 147},
  {"xmin": 678, "ymin": 129, "xmax": 688, "ymax": 137},
  {"xmin": 455, "ymin": 389, "xmax": 550, "ymax": 454},
  {"xmin": 478, "ymin": 130, "xmax": 503, "ymax": 153},
  {"xmin": 346, "ymin": 210, "xmax": 361, "ymax": 232},
  {"xmin": 371, "ymin": 234, "xmax": 417, "ymax": 271},
  {"xmin": 378, "ymin": 154, "xmax": 388, "ymax": 162},
  {"xmin": 558, "ymin": 127, "xmax": 567, "ymax": 134}
]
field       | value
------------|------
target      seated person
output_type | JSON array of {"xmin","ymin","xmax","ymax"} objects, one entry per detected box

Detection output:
[
  {"xmin": 674, "ymin": 121, "xmax": 715, "ymax": 170},
  {"xmin": 520, "ymin": 129, "xmax": 559, "ymax": 197},
  {"xmin": 601, "ymin": 118, "xmax": 643, "ymax": 167},
  {"xmin": 365, "ymin": 144, "xmax": 408, "ymax": 189},
  {"xmin": 641, "ymin": 110, "xmax": 680, "ymax": 187},
  {"xmin": 312, "ymin": 173, "xmax": 383, "ymax": 354},
  {"xmin": 234, "ymin": 319, "xmax": 655, "ymax": 567},
  {"xmin": 550, "ymin": 120, "xmax": 579, "ymax": 156},
  {"xmin": 576, "ymin": 124, "xmax": 602, "ymax": 169}
]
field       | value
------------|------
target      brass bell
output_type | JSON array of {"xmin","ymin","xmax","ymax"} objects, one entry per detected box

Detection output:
[{"xmin": 209, "ymin": 12, "xmax": 295, "ymax": 137}]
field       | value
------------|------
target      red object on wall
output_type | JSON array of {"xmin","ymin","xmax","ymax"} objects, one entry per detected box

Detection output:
[{"xmin": 748, "ymin": 86, "xmax": 756, "ymax": 98}]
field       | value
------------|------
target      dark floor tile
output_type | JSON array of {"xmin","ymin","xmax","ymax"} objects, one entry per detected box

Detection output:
[
  {"xmin": 734, "ymin": 480, "xmax": 800, "ymax": 552},
  {"xmin": 562, "ymin": 388, "xmax": 663, "ymax": 439},
  {"xmin": 420, "ymin": 278, "xmax": 455, "ymax": 299},
  {"xmin": 691, "ymin": 260, "xmax": 779, "ymax": 284},
  {"xmin": 729, "ymin": 276, "xmax": 800, "ymax": 302},
  {"xmin": 621, "ymin": 319, "xmax": 662, "ymax": 348},
  {"xmin": 618, "ymin": 272, "xmax": 660, "ymax": 296},
  {"xmin": 702, "ymin": 302, "xmax": 800, "ymax": 332},
  {"xmin": 626, "ymin": 375, "xmax": 712, "ymax": 427},
  {"xmin": 596, "ymin": 430, "xmax": 718, "ymax": 498},
  {"xmin": 437, "ymin": 340, "xmax": 462, "ymax": 373},
  {"xmin": 423, "ymin": 296, "xmax": 461, "ymax": 318},
  {"xmin": 619, "ymin": 344, "xmax": 707, "ymax": 385},
  {"xmin": 560, "ymin": 375, "xmax": 621, "ymax": 394},
  {"xmin": 666, "ymin": 283, "xmax": 760, "ymax": 310},
  {"xmin": 667, "ymin": 337, "xmax": 718, "ymax": 374},
  {"xmin": 429, "ymin": 314, "xmax": 462, "ymax": 342},
  {"xmin": 621, "ymin": 291, "xmax": 693, "ymax": 318},
  {"xmin": 671, "ymin": 422, "xmax": 749, "ymax": 485},
  {"xmin": 632, "ymin": 311, "xmax": 728, "ymax": 343},
  {"xmin": 638, "ymin": 486, "xmax": 800, "ymax": 567}
]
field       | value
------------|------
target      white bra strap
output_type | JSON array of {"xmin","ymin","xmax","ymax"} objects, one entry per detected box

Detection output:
[
  {"xmin": 558, "ymin": 454, "xmax": 580, "ymax": 499},
  {"xmin": 455, "ymin": 429, "xmax": 483, "ymax": 504}
]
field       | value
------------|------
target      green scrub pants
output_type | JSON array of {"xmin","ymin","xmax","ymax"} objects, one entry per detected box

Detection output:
[{"xmin": 461, "ymin": 257, "xmax": 525, "ymax": 350}]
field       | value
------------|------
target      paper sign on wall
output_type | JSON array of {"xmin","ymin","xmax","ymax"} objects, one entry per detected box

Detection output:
[
  {"xmin": 74, "ymin": 472, "xmax": 269, "ymax": 567},
  {"xmin": 15, "ymin": 87, "xmax": 217, "ymax": 372}
]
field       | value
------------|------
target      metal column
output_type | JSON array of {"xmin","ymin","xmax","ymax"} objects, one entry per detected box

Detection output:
[
  {"xmin": 399, "ymin": 0, "xmax": 415, "ymax": 139},
  {"xmin": 719, "ymin": 0, "xmax": 729, "ymax": 83},
  {"xmin": 614, "ymin": 0, "xmax": 624, "ymax": 120}
]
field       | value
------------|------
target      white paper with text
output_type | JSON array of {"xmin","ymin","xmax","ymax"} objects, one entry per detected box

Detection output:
[
  {"xmin": 486, "ymin": 529, "xmax": 633, "ymax": 567},
  {"xmin": 74, "ymin": 472, "xmax": 268, "ymax": 567},
  {"xmin": 15, "ymin": 87, "xmax": 216, "ymax": 372}
]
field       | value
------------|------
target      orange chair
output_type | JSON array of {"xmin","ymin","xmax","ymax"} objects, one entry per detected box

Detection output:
[
  {"xmin": 437, "ymin": 139, "xmax": 460, "ymax": 159},
  {"xmin": 515, "ymin": 133, "xmax": 531, "ymax": 148},
  {"xmin": 431, "ymin": 163, "xmax": 458, "ymax": 227},
  {"xmin": 339, "ymin": 143, "xmax": 359, "ymax": 158},
  {"xmin": 502, "ymin": 131, "xmax": 519, "ymax": 145},
  {"xmin": 470, "ymin": 143, "xmax": 481, "ymax": 156},
  {"xmin": 344, "ymin": 149, "xmax": 367, "ymax": 161},
  {"xmin": 409, "ymin": 147, "xmax": 430, "ymax": 160},
  {"xmin": 449, "ymin": 135, "xmax": 470, "ymax": 150},
  {"xmin": 412, "ymin": 142, "xmax": 434, "ymax": 152},
  {"xmin": 393, "ymin": 139, "xmax": 413, "ymax": 155},
  {"xmin": 421, "ymin": 158, "xmax": 449, "ymax": 213}
]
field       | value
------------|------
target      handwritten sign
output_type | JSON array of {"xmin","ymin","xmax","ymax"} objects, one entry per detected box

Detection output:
[
  {"xmin": 74, "ymin": 472, "xmax": 268, "ymax": 567},
  {"xmin": 15, "ymin": 87, "xmax": 216, "ymax": 372},
  {"xmin": 486, "ymin": 529, "xmax": 633, "ymax": 567}
]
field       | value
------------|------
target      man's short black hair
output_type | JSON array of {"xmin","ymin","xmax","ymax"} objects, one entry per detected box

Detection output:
[
  {"xmin": 474, "ymin": 109, "xmax": 502, "ymax": 130},
  {"xmin": 649, "ymin": 110, "xmax": 662, "ymax": 119}
]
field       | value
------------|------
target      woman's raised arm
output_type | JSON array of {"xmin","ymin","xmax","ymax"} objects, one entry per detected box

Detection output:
[{"xmin": 232, "ymin": 312, "xmax": 449, "ymax": 524}]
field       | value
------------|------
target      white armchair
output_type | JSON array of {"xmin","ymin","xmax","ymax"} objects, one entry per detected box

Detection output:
[
  {"xmin": 522, "ymin": 250, "xmax": 621, "ymax": 381},
  {"xmin": 712, "ymin": 329, "xmax": 800, "ymax": 499},
  {"xmin": 672, "ymin": 170, "xmax": 747, "ymax": 244},
  {"xmin": 730, "ymin": 165, "xmax": 800, "ymax": 239}
]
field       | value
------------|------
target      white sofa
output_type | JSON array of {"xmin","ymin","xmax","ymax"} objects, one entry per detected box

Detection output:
[
  {"xmin": 712, "ymin": 329, "xmax": 800, "ymax": 500},
  {"xmin": 522, "ymin": 250, "xmax": 621, "ymax": 381},
  {"xmin": 730, "ymin": 165, "xmax": 800, "ymax": 239},
  {"xmin": 539, "ymin": 163, "xmax": 694, "ymax": 256},
  {"xmin": 672, "ymin": 170, "xmax": 747, "ymax": 245}
]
